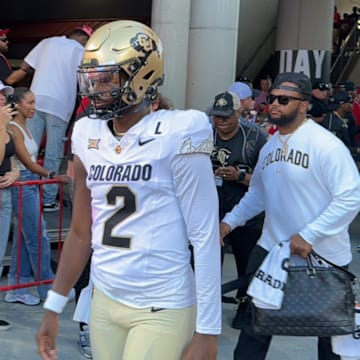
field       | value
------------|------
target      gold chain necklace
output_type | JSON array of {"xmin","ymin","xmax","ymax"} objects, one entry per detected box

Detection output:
[{"xmin": 278, "ymin": 118, "xmax": 307, "ymax": 156}]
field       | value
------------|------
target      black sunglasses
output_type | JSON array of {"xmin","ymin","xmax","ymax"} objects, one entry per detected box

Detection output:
[
  {"xmin": 317, "ymin": 83, "xmax": 330, "ymax": 90},
  {"xmin": 0, "ymin": 37, "xmax": 8, "ymax": 43},
  {"xmin": 268, "ymin": 94, "xmax": 306, "ymax": 105}
]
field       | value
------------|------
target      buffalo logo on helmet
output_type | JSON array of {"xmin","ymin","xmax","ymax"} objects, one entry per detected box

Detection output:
[{"xmin": 130, "ymin": 32, "xmax": 158, "ymax": 55}]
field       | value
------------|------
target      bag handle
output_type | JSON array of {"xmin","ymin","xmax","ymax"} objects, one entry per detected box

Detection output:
[{"xmin": 310, "ymin": 250, "xmax": 357, "ymax": 282}]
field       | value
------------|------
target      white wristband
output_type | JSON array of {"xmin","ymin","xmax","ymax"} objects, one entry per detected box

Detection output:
[{"xmin": 43, "ymin": 290, "xmax": 69, "ymax": 314}]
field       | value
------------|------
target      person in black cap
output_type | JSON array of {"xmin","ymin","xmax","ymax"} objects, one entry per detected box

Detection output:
[
  {"xmin": 335, "ymin": 81, "xmax": 359, "ymax": 147},
  {"xmin": 209, "ymin": 91, "xmax": 267, "ymax": 329},
  {"xmin": 322, "ymin": 91, "xmax": 360, "ymax": 159},
  {"xmin": 220, "ymin": 71, "xmax": 360, "ymax": 360},
  {"xmin": 308, "ymin": 80, "xmax": 331, "ymax": 123}
]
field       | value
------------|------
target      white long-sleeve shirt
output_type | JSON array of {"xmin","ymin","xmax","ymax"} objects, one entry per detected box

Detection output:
[{"xmin": 223, "ymin": 119, "xmax": 360, "ymax": 266}]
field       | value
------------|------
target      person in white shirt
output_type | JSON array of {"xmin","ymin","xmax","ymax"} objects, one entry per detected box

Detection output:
[
  {"xmin": 36, "ymin": 20, "xmax": 221, "ymax": 360},
  {"xmin": 7, "ymin": 25, "xmax": 93, "ymax": 212},
  {"xmin": 220, "ymin": 72, "xmax": 360, "ymax": 360}
]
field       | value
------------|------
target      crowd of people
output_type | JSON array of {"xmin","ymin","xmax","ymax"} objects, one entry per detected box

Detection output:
[
  {"xmin": 333, "ymin": 5, "xmax": 360, "ymax": 55},
  {"xmin": 234, "ymin": 75, "xmax": 360, "ymax": 165},
  {"xmin": 0, "ymin": 17, "xmax": 359, "ymax": 360}
]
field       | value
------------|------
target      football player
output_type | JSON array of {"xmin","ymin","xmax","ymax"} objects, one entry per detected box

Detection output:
[{"xmin": 37, "ymin": 20, "xmax": 221, "ymax": 360}]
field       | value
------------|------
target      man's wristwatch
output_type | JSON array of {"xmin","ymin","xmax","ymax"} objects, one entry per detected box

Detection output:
[
  {"xmin": 47, "ymin": 170, "xmax": 56, "ymax": 179},
  {"xmin": 237, "ymin": 169, "xmax": 246, "ymax": 182}
]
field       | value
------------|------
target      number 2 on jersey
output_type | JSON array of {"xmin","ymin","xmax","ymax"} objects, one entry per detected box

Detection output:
[{"xmin": 103, "ymin": 186, "xmax": 136, "ymax": 248}]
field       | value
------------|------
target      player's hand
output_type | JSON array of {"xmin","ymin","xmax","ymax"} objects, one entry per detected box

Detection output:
[
  {"xmin": 290, "ymin": 234, "xmax": 312, "ymax": 258},
  {"xmin": 220, "ymin": 222, "xmax": 231, "ymax": 246},
  {"xmin": 37, "ymin": 311, "xmax": 59, "ymax": 360},
  {"xmin": 181, "ymin": 333, "xmax": 217, "ymax": 360}
]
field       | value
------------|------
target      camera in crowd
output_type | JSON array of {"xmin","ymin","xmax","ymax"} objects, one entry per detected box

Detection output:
[{"xmin": 6, "ymin": 94, "xmax": 17, "ymax": 110}]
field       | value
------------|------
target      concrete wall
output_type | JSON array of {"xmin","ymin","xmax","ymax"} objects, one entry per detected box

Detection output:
[{"xmin": 236, "ymin": 0, "xmax": 278, "ymax": 81}]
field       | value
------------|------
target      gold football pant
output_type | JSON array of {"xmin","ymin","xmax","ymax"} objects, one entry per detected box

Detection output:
[{"xmin": 90, "ymin": 287, "xmax": 196, "ymax": 360}]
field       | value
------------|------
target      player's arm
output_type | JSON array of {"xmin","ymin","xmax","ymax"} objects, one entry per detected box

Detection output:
[
  {"xmin": 173, "ymin": 152, "xmax": 221, "ymax": 360},
  {"xmin": 37, "ymin": 155, "xmax": 92, "ymax": 359}
]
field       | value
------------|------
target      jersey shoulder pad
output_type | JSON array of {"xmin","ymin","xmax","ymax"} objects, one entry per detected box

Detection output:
[{"xmin": 173, "ymin": 109, "xmax": 213, "ymax": 155}]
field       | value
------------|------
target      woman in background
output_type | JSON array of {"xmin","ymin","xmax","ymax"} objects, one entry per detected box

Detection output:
[{"xmin": 5, "ymin": 87, "xmax": 68, "ymax": 306}]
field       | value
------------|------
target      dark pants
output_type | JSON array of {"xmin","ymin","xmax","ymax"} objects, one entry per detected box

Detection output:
[
  {"xmin": 233, "ymin": 245, "xmax": 340, "ymax": 360},
  {"xmin": 221, "ymin": 222, "xmax": 262, "ymax": 298},
  {"xmin": 74, "ymin": 256, "xmax": 92, "ymax": 330}
]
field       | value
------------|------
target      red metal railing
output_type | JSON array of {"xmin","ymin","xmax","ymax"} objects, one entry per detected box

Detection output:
[{"xmin": 0, "ymin": 178, "xmax": 64, "ymax": 292}]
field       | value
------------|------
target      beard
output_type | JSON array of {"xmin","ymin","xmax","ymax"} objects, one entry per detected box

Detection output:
[{"xmin": 268, "ymin": 107, "xmax": 298, "ymax": 127}]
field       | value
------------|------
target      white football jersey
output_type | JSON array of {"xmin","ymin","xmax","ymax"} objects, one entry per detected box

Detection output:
[{"xmin": 72, "ymin": 109, "xmax": 222, "ymax": 334}]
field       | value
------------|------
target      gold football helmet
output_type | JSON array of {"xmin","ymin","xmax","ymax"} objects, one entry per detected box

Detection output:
[{"xmin": 78, "ymin": 20, "xmax": 164, "ymax": 118}]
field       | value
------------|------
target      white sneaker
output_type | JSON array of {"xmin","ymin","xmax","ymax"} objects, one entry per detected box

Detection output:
[
  {"xmin": 0, "ymin": 319, "xmax": 11, "ymax": 331},
  {"xmin": 4, "ymin": 292, "xmax": 40, "ymax": 306}
]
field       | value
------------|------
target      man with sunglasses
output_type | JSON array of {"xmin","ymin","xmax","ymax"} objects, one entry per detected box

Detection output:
[
  {"xmin": 308, "ymin": 80, "xmax": 331, "ymax": 123},
  {"xmin": 0, "ymin": 28, "xmax": 12, "ymax": 84},
  {"xmin": 220, "ymin": 72, "xmax": 360, "ymax": 360}
]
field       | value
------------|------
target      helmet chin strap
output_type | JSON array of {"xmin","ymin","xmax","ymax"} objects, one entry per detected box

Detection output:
[
  {"xmin": 113, "ymin": 99, "xmax": 148, "ymax": 118},
  {"xmin": 90, "ymin": 98, "xmax": 148, "ymax": 120}
]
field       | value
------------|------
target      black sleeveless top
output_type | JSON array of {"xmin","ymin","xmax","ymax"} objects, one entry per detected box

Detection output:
[{"xmin": 0, "ymin": 134, "xmax": 15, "ymax": 176}]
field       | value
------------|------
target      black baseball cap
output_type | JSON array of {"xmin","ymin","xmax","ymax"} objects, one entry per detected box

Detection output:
[
  {"xmin": 312, "ymin": 80, "xmax": 331, "ymax": 91},
  {"xmin": 332, "ymin": 91, "xmax": 353, "ymax": 105},
  {"xmin": 272, "ymin": 72, "xmax": 312, "ymax": 100},
  {"xmin": 209, "ymin": 91, "xmax": 241, "ymax": 117}
]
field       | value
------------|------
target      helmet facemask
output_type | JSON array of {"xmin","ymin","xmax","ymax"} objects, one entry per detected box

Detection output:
[{"xmin": 78, "ymin": 65, "xmax": 134, "ymax": 119}]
